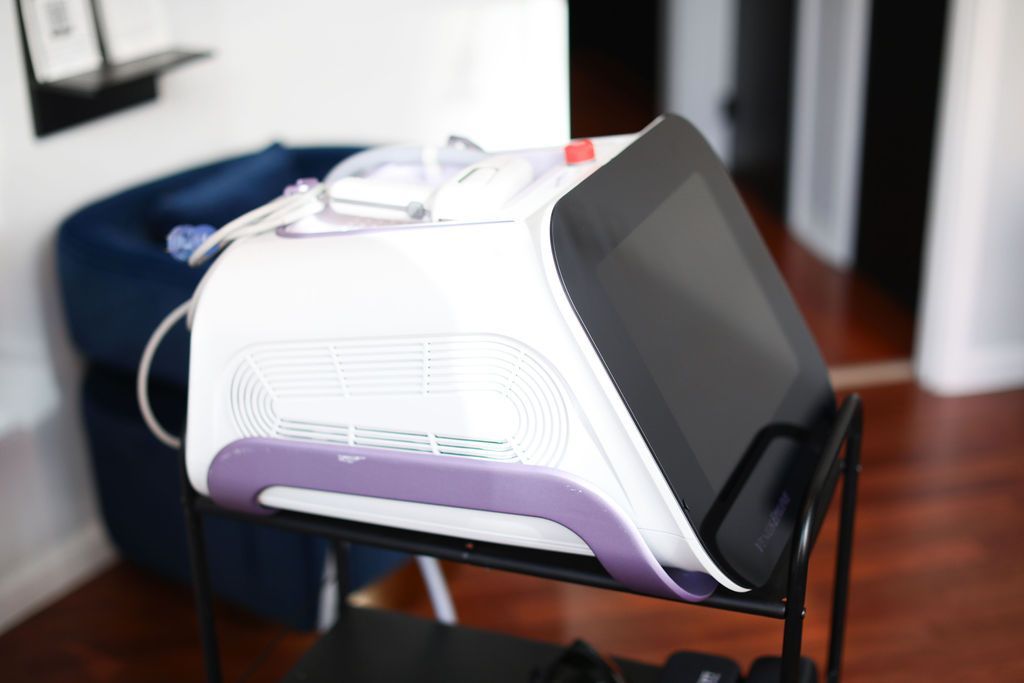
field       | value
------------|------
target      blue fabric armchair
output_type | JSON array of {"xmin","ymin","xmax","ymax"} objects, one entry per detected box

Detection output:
[{"xmin": 58, "ymin": 144, "xmax": 406, "ymax": 629}]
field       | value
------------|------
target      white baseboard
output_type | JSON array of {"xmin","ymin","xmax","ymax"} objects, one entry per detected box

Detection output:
[
  {"xmin": 917, "ymin": 343, "xmax": 1024, "ymax": 397},
  {"xmin": 0, "ymin": 520, "xmax": 117, "ymax": 635}
]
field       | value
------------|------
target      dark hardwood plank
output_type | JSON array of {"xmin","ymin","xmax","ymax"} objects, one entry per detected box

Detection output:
[
  {"xmin": 0, "ymin": 564, "xmax": 316, "ymax": 683},
  {"xmin": 743, "ymin": 191, "xmax": 916, "ymax": 365}
]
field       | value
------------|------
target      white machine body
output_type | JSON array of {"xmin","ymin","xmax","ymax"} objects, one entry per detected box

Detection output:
[{"xmin": 184, "ymin": 131, "xmax": 746, "ymax": 592}]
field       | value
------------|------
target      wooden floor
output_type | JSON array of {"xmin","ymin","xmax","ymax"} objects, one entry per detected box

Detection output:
[
  {"xmin": 4, "ymin": 196, "xmax": 1022, "ymax": 682},
  {"xmin": 743, "ymin": 191, "xmax": 916, "ymax": 366}
]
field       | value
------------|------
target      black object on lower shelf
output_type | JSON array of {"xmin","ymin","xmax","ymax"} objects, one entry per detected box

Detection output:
[
  {"xmin": 285, "ymin": 606, "xmax": 660, "ymax": 683},
  {"xmin": 746, "ymin": 656, "xmax": 819, "ymax": 683},
  {"xmin": 180, "ymin": 394, "xmax": 862, "ymax": 683},
  {"xmin": 658, "ymin": 650, "xmax": 741, "ymax": 682}
]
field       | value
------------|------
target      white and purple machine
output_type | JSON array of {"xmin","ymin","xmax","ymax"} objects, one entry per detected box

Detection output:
[{"xmin": 165, "ymin": 115, "xmax": 835, "ymax": 602}]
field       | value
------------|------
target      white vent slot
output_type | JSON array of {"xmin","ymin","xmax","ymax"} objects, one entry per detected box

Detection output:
[
  {"xmin": 227, "ymin": 335, "xmax": 569, "ymax": 466},
  {"xmin": 352, "ymin": 426, "xmax": 434, "ymax": 453}
]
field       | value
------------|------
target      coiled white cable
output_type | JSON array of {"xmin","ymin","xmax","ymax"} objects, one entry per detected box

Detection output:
[{"xmin": 136, "ymin": 299, "xmax": 192, "ymax": 449}]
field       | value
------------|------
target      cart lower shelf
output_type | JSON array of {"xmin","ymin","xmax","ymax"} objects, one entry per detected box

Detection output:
[
  {"xmin": 283, "ymin": 606, "xmax": 662, "ymax": 682},
  {"xmin": 182, "ymin": 395, "xmax": 862, "ymax": 683}
]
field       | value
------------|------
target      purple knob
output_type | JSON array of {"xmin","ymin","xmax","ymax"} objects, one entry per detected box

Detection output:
[{"xmin": 283, "ymin": 177, "xmax": 320, "ymax": 196}]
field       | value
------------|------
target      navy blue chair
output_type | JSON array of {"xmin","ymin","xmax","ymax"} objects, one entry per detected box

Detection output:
[{"xmin": 58, "ymin": 144, "xmax": 407, "ymax": 629}]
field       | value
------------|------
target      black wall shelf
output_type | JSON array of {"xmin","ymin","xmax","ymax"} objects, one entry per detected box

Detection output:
[
  {"xmin": 40, "ymin": 48, "xmax": 210, "ymax": 97},
  {"xmin": 14, "ymin": 1, "xmax": 211, "ymax": 136}
]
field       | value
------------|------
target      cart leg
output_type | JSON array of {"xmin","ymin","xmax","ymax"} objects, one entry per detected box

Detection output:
[
  {"xmin": 334, "ymin": 539, "xmax": 351, "ymax": 617},
  {"xmin": 781, "ymin": 488, "xmax": 811, "ymax": 682},
  {"xmin": 181, "ymin": 455, "xmax": 223, "ymax": 683},
  {"xmin": 781, "ymin": 583, "xmax": 807, "ymax": 682},
  {"xmin": 827, "ymin": 417, "xmax": 862, "ymax": 683}
]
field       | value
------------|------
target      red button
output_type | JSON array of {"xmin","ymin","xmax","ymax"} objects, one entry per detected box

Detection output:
[{"xmin": 564, "ymin": 139, "xmax": 595, "ymax": 164}]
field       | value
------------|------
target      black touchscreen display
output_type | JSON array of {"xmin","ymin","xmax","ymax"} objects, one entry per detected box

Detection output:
[
  {"xmin": 551, "ymin": 115, "xmax": 835, "ymax": 588},
  {"xmin": 596, "ymin": 175, "xmax": 799, "ymax": 491}
]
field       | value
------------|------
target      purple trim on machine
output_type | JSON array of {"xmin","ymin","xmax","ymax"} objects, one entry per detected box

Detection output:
[{"xmin": 207, "ymin": 437, "xmax": 717, "ymax": 602}]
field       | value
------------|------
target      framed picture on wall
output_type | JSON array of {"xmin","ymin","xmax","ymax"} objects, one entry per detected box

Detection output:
[
  {"xmin": 94, "ymin": 0, "xmax": 173, "ymax": 65},
  {"xmin": 19, "ymin": 0, "xmax": 103, "ymax": 82}
]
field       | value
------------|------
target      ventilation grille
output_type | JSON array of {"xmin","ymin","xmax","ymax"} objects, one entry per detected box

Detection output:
[{"xmin": 228, "ymin": 335, "xmax": 569, "ymax": 466}]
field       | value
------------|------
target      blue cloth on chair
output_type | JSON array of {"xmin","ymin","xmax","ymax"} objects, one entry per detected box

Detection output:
[
  {"xmin": 58, "ymin": 144, "xmax": 362, "ymax": 387},
  {"xmin": 57, "ymin": 144, "xmax": 408, "ymax": 630},
  {"xmin": 147, "ymin": 143, "xmax": 298, "ymax": 240}
]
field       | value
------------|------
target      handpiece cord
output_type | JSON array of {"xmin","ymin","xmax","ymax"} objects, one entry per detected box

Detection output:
[
  {"xmin": 187, "ymin": 187, "xmax": 325, "ymax": 267},
  {"xmin": 138, "ymin": 185, "xmax": 326, "ymax": 446},
  {"xmin": 137, "ymin": 299, "xmax": 192, "ymax": 449}
]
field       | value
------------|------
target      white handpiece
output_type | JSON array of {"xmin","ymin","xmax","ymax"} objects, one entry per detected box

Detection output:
[{"xmin": 430, "ymin": 155, "xmax": 534, "ymax": 221}]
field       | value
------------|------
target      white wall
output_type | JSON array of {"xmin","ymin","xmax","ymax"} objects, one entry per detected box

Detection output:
[
  {"xmin": 915, "ymin": 0, "xmax": 1024, "ymax": 395},
  {"xmin": 661, "ymin": 0, "xmax": 737, "ymax": 166},
  {"xmin": 786, "ymin": 0, "xmax": 872, "ymax": 268},
  {"xmin": 0, "ymin": 0, "xmax": 568, "ymax": 633}
]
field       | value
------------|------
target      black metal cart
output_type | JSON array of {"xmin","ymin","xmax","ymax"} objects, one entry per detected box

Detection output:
[{"xmin": 179, "ymin": 394, "xmax": 862, "ymax": 683}]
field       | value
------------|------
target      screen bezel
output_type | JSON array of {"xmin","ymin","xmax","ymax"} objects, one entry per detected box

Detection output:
[{"xmin": 550, "ymin": 115, "xmax": 836, "ymax": 587}]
